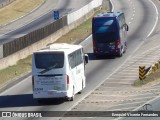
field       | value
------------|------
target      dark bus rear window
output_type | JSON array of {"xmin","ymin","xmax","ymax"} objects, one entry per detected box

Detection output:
[
  {"xmin": 93, "ymin": 19, "xmax": 114, "ymax": 26},
  {"xmin": 34, "ymin": 52, "xmax": 64, "ymax": 69},
  {"xmin": 96, "ymin": 32, "xmax": 116, "ymax": 43}
]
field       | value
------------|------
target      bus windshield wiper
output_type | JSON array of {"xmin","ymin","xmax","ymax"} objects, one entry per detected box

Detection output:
[{"xmin": 39, "ymin": 63, "xmax": 58, "ymax": 74}]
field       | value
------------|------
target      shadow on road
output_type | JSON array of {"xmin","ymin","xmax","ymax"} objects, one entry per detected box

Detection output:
[
  {"xmin": 0, "ymin": 94, "xmax": 65, "ymax": 108},
  {"xmin": 86, "ymin": 53, "xmax": 116, "ymax": 61}
]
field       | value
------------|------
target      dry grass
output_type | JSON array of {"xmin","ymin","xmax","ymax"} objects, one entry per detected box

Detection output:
[
  {"xmin": 0, "ymin": 0, "xmax": 44, "ymax": 26},
  {"xmin": 54, "ymin": 17, "xmax": 92, "ymax": 44},
  {"xmin": 133, "ymin": 69, "xmax": 160, "ymax": 87},
  {"xmin": 0, "ymin": 55, "xmax": 32, "ymax": 85}
]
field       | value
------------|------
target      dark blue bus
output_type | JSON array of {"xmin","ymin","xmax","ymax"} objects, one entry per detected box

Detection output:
[{"xmin": 92, "ymin": 12, "xmax": 129, "ymax": 57}]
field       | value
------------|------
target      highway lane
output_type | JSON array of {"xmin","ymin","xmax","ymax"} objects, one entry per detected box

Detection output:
[
  {"xmin": 0, "ymin": 0, "xmax": 93, "ymax": 44},
  {"xmin": 0, "ymin": 0, "xmax": 6, "ymax": 4},
  {"xmin": 0, "ymin": 0, "xmax": 158, "ymax": 120}
]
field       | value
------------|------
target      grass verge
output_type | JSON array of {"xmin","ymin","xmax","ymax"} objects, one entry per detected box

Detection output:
[
  {"xmin": 0, "ymin": 55, "xmax": 32, "ymax": 85},
  {"xmin": 0, "ymin": 0, "xmax": 44, "ymax": 26},
  {"xmin": 133, "ymin": 69, "xmax": 160, "ymax": 87}
]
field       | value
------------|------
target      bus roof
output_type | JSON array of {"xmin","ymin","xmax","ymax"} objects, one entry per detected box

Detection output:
[
  {"xmin": 34, "ymin": 43, "xmax": 82, "ymax": 54},
  {"xmin": 93, "ymin": 12, "xmax": 123, "ymax": 19}
]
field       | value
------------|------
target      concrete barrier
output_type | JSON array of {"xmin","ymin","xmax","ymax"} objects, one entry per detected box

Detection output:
[{"xmin": 67, "ymin": 0, "xmax": 103, "ymax": 24}]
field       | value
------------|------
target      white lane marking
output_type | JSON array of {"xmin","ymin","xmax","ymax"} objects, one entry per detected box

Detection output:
[
  {"xmin": 109, "ymin": 107, "xmax": 137, "ymax": 111},
  {"xmin": 102, "ymin": 82, "xmax": 132, "ymax": 84},
  {"xmin": 141, "ymin": 88, "xmax": 160, "ymax": 91},
  {"xmin": 91, "ymin": 93, "xmax": 155, "ymax": 97},
  {"xmin": 131, "ymin": 57, "xmax": 160, "ymax": 62},
  {"xmin": 121, "ymin": 69, "xmax": 138, "ymax": 71},
  {"xmin": 79, "ymin": 101, "xmax": 147, "ymax": 107},
  {"xmin": 147, "ymin": 0, "xmax": 158, "ymax": 37},
  {"xmin": 108, "ymin": 78, "xmax": 137, "ymax": 80},
  {"xmin": 117, "ymin": 72, "xmax": 138, "ymax": 75},
  {"xmin": 143, "ymin": 86, "xmax": 160, "ymax": 89},
  {"xmin": 83, "ymin": 96, "xmax": 153, "ymax": 102},
  {"xmin": 109, "ymin": 75, "xmax": 137, "ymax": 79},
  {"xmin": 113, "ymin": 75, "xmax": 138, "ymax": 78},
  {"xmin": 109, "ymin": 101, "xmax": 148, "ymax": 107},
  {"xmin": 132, "ymin": 55, "xmax": 160, "ymax": 59}
]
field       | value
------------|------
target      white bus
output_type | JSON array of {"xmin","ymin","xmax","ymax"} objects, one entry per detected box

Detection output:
[{"xmin": 32, "ymin": 43, "xmax": 88, "ymax": 102}]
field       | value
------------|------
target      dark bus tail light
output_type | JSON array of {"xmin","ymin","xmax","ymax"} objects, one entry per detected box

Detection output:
[
  {"xmin": 116, "ymin": 40, "xmax": 120, "ymax": 49},
  {"xmin": 67, "ymin": 75, "xmax": 69, "ymax": 90},
  {"xmin": 32, "ymin": 76, "xmax": 34, "ymax": 91}
]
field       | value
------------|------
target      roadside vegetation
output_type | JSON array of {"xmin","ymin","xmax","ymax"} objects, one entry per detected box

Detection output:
[
  {"xmin": 0, "ymin": 55, "xmax": 32, "ymax": 85},
  {"xmin": 133, "ymin": 69, "xmax": 160, "ymax": 87},
  {"xmin": 0, "ymin": 0, "xmax": 44, "ymax": 26}
]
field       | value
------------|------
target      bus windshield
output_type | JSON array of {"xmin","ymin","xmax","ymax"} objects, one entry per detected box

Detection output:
[{"xmin": 34, "ymin": 52, "xmax": 64, "ymax": 69}]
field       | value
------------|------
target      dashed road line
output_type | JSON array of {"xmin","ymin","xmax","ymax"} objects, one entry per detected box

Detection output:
[
  {"xmin": 102, "ymin": 82, "xmax": 132, "ymax": 85},
  {"xmin": 81, "ymin": 96, "xmax": 155, "ymax": 103},
  {"xmin": 108, "ymin": 107, "xmax": 137, "ymax": 111},
  {"xmin": 116, "ymin": 89, "xmax": 160, "ymax": 94}
]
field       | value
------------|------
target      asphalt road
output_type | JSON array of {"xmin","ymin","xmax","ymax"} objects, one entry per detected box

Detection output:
[
  {"xmin": 0, "ymin": 0, "xmax": 92, "ymax": 44},
  {"xmin": 0, "ymin": 0, "xmax": 8, "ymax": 5},
  {"xmin": 118, "ymin": 98, "xmax": 160, "ymax": 120},
  {"xmin": 0, "ymin": 0, "xmax": 158, "ymax": 120},
  {"xmin": 117, "ymin": 95, "xmax": 160, "ymax": 120}
]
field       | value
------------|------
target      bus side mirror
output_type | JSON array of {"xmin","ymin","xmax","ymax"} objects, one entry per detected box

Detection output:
[
  {"xmin": 84, "ymin": 54, "xmax": 89, "ymax": 65},
  {"xmin": 124, "ymin": 24, "xmax": 129, "ymax": 31}
]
